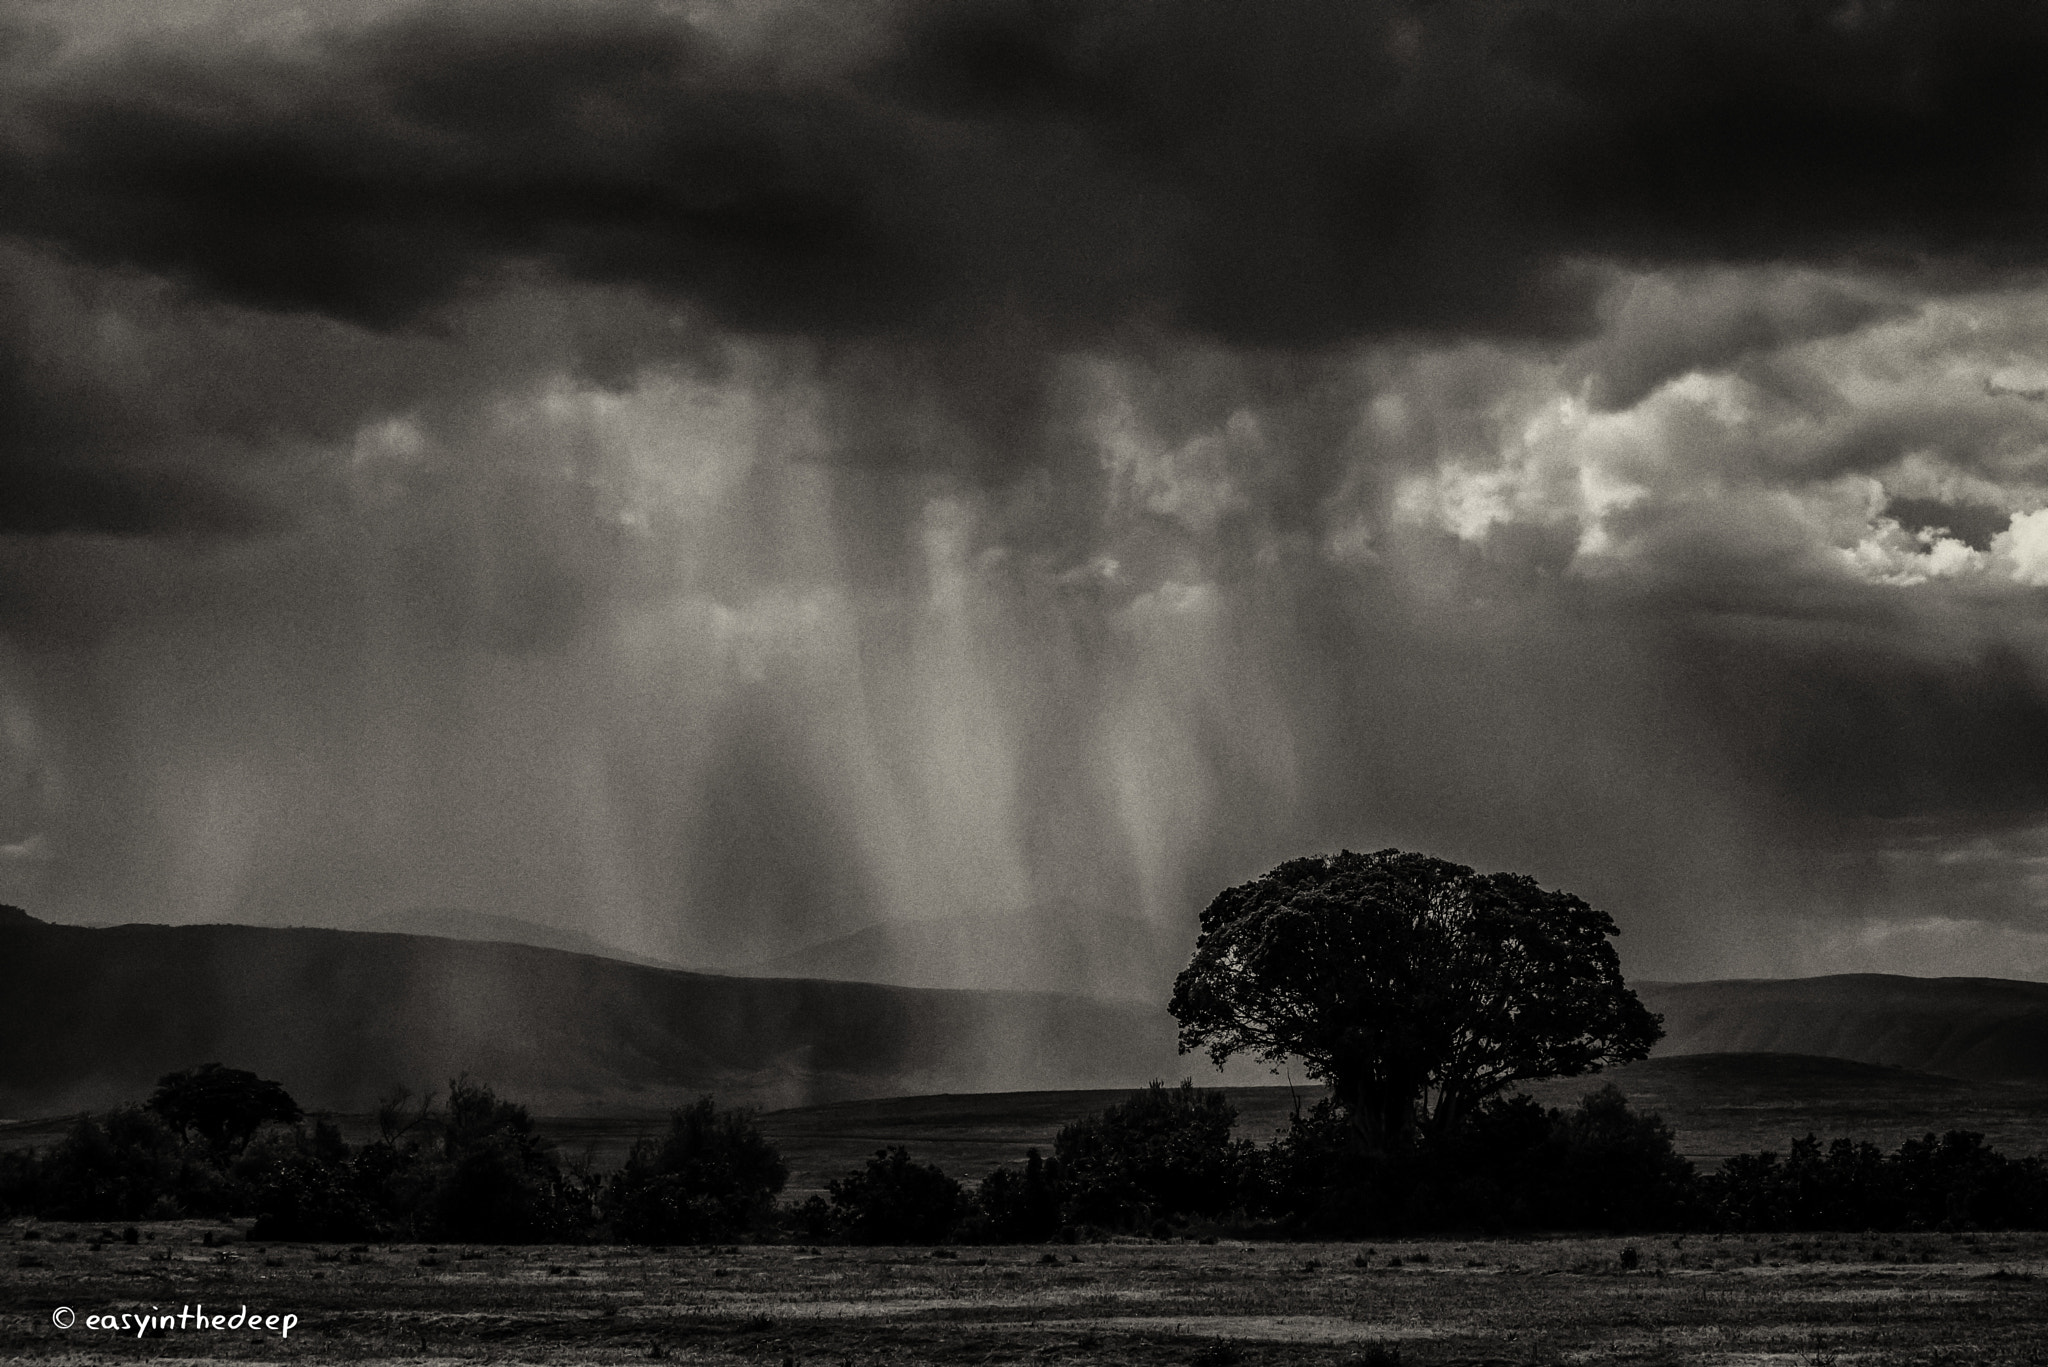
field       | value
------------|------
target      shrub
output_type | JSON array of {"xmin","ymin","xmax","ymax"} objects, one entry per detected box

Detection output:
[
  {"xmin": 26, "ymin": 1106, "xmax": 238, "ymax": 1221},
  {"xmin": 0, "ymin": 1065, "xmax": 306, "ymax": 1223},
  {"xmin": 340, "ymin": 1136, "xmax": 434, "ymax": 1239},
  {"xmin": 1054, "ymin": 1081, "xmax": 1259, "ymax": 1230},
  {"xmin": 426, "ymin": 1077, "xmax": 587, "ymax": 1242},
  {"xmin": 1711, "ymin": 1138, "xmax": 1882, "ymax": 1232},
  {"xmin": 607, "ymin": 1098, "xmax": 788, "ymax": 1244},
  {"xmin": 1709, "ymin": 1129, "xmax": 2048, "ymax": 1232},
  {"xmin": 0, "ymin": 1145, "xmax": 41, "ymax": 1218},
  {"xmin": 1259, "ymin": 1097, "xmax": 1384, "ymax": 1233},
  {"xmin": 828, "ymin": 1147, "xmax": 973, "ymax": 1244},
  {"xmin": 1525, "ymin": 1085, "xmax": 1697, "ymax": 1230},
  {"xmin": 792, "ymin": 1193, "xmax": 836, "ymax": 1241},
  {"xmin": 1889, "ymin": 1130, "xmax": 2048, "ymax": 1229},
  {"xmin": 0, "ymin": 1073, "xmax": 607, "ymax": 1241},
  {"xmin": 1260, "ymin": 1085, "xmax": 1694, "ymax": 1235},
  {"xmin": 250, "ymin": 1076, "xmax": 592, "ymax": 1242},
  {"xmin": 247, "ymin": 1122, "xmax": 383, "ymax": 1242},
  {"xmin": 977, "ymin": 1148, "xmax": 1066, "ymax": 1243}
]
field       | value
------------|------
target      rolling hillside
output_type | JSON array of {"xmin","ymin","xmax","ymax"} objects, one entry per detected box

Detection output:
[
  {"xmin": 12, "ymin": 897, "xmax": 2048, "ymax": 1126},
  {"xmin": 1640, "ymin": 975, "xmax": 2048, "ymax": 1083},
  {"xmin": 737, "ymin": 905, "xmax": 1178, "ymax": 1001},
  {"xmin": 0, "ymin": 908, "xmax": 1187, "ymax": 1119},
  {"xmin": 359, "ymin": 906, "xmax": 691, "ymax": 973}
]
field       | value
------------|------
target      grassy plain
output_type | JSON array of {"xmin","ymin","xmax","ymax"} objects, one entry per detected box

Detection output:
[{"xmin": 8, "ymin": 1220, "xmax": 2048, "ymax": 1365}]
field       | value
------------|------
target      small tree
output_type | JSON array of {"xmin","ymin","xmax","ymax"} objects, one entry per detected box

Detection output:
[
  {"xmin": 1054, "ymin": 1081, "xmax": 1256, "ymax": 1229},
  {"xmin": 1170, "ymin": 849, "xmax": 1662, "ymax": 1149},
  {"xmin": 828, "ymin": 1147, "xmax": 972, "ymax": 1245},
  {"xmin": 32, "ymin": 1107, "xmax": 209, "ymax": 1221},
  {"xmin": 247, "ymin": 1121, "xmax": 382, "ymax": 1242},
  {"xmin": 146, "ymin": 1064, "xmax": 302, "ymax": 1156},
  {"xmin": 607, "ymin": 1097, "xmax": 788, "ymax": 1244},
  {"xmin": 1535, "ymin": 1085, "xmax": 1695, "ymax": 1230},
  {"xmin": 429, "ymin": 1076, "xmax": 582, "ymax": 1242},
  {"xmin": 977, "ymin": 1148, "xmax": 1066, "ymax": 1243},
  {"xmin": 1709, "ymin": 1130, "xmax": 2048, "ymax": 1232}
]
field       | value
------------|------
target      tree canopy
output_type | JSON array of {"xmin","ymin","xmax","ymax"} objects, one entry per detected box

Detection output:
[
  {"xmin": 1168, "ymin": 849, "xmax": 1663, "ymax": 1148},
  {"xmin": 1052, "ymin": 1080, "xmax": 1257, "ymax": 1229},
  {"xmin": 608, "ymin": 1096, "xmax": 788, "ymax": 1244},
  {"xmin": 145, "ymin": 1063, "xmax": 302, "ymax": 1155}
]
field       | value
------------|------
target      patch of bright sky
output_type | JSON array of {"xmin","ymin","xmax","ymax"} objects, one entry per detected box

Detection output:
[{"xmin": 1386, "ymin": 286, "xmax": 2048, "ymax": 597}]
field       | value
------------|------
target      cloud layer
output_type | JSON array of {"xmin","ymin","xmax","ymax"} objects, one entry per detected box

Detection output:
[{"xmin": 5, "ymin": 0, "xmax": 2048, "ymax": 986}]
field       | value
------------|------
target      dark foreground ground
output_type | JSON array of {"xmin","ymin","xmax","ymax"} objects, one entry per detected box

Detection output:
[{"xmin": 7, "ymin": 1220, "xmax": 2048, "ymax": 1365}]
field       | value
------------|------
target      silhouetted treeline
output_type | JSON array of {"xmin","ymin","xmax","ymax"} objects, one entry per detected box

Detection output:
[
  {"xmin": 1706, "ymin": 1130, "xmax": 2048, "ymax": 1232},
  {"xmin": 9, "ymin": 1069, "xmax": 2048, "ymax": 1240},
  {"xmin": 0, "ymin": 1073, "xmax": 596, "ymax": 1241},
  {"xmin": 1258, "ymin": 1086, "xmax": 1699, "ymax": 1236}
]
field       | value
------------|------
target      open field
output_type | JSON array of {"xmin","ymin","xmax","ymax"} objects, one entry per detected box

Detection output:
[{"xmin": 7, "ymin": 1220, "xmax": 2048, "ymax": 1365}]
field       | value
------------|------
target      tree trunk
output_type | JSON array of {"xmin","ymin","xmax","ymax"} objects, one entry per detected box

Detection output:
[
  {"xmin": 1426, "ymin": 1088, "xmax": 1462, "ymax": 1143},
  {"xmin": 1345, "ymin": 1078, "xmax": 1418, "ymax": 1152}
]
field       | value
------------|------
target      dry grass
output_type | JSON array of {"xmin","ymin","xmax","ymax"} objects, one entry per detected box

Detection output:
[{"xmin": 6, "ymin": 1221, "xmax": 2048, "ymax": 1365}]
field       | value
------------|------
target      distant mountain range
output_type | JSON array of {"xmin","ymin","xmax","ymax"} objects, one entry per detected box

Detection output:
[
  {"xmin": 0, "ymin": 908, "xmax": 1193, "ymax": 1119},
  {"xmin": 358, "ymin": 906, "xmax": 690, "ymax": 973}
]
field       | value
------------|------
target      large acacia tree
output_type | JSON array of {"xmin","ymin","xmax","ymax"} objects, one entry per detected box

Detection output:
[{"xmin": 1169, "ymin": 849, "xmax": 1662, "ymax": 1149}]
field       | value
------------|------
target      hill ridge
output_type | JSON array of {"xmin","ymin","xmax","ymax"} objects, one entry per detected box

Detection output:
[
  {"xmin": 0, "ymin": 917, "xmax": 1192, "ymax": 1119},
  {"xmin": 1639, "ymin": 976, "xmax": 2048, "ymax": 1084},
  {"xmin": 12, "ymin": 913, "xmax": 2048, "ymax": 1120}
]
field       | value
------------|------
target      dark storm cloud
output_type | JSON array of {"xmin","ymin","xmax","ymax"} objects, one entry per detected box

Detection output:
[
  {"xmin": 0, "ymin": 4, "xmax": 940, "ymax": 333},
  {"xmin": 1569, "ymin": 271, "xmax": 1910, "ymax": 413},
  {"xmin": 1676, "ymin": 623, "xmax": 2048, "ymax": 823},
  {"xmin": 0, "ymin": 464, "xmax": 274, "ymax": 537},
  {"xmin": 10, "ymin": 0, "xmax": 2048, "ymax": 982},
  {"xmin": 0, "ymin": 255, "xmax": 274, "ymax": 538},
  {"xmin": 6, "ymin": 0, "xmax": 2048, "ymax": 359},
  {"xmin": 1884, "ymin": 497, "xmax": 2011, "ymax": 551}
]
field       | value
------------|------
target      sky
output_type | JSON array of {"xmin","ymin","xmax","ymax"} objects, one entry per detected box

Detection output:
[{"xmin": 5, "ymin": 0, "xmax": 2048, "ymax": 989}]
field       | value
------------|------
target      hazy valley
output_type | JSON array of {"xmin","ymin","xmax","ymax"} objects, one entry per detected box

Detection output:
[{"xmin": 10, "ymin": 909, "xmax": 2048, "ymax": 1196}]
